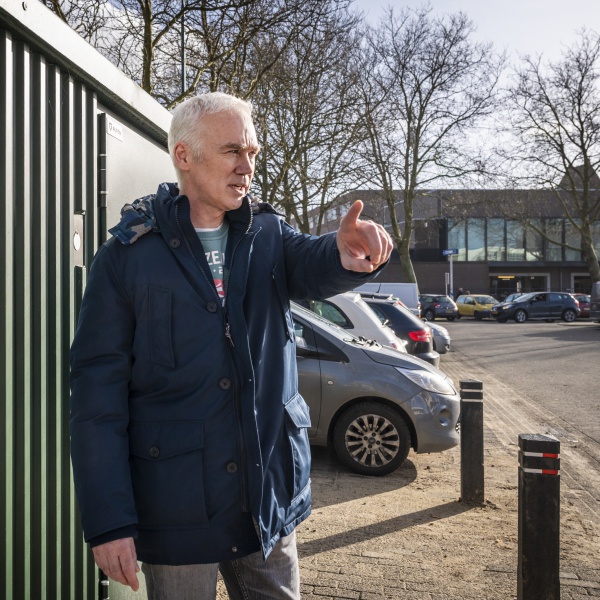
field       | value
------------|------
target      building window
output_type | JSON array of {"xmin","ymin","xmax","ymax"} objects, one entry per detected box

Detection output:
[
  {"xmin": 545, "ymin": 219, "xmax": 563, "ymax": 261},
  {"xmin": 525, "ymin": 220, "xmax": 543, "ymax": 260},
  {"xmin": 443, "ymin": 215, "xmax": 593, "ymax": 263},
  {"xmin": 593, "ymin": 221, "xmax": 600, "ymax": 256},
  {"xmin": 448, "ymin": 219, "xmax": 466, "ymax": 260},
  {"xmin": 565, "ymin": 220, "xmax": 582, "ymax": 261},
  {"xmin": 487, "ymin": 218, "xmax": 505, "ymax": 261},
  {"xmin": 467, "ymin": 218, "xmax": 485, "ymax": 261},
  {"xmin": 506, "ymin": 221, "xmax": 525, "ymax": 261}
]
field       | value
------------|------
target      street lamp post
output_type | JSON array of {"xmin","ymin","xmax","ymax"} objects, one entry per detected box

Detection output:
[{"xmin": 180, "ymin": 0, "xmax": 186, "ymax": 96}]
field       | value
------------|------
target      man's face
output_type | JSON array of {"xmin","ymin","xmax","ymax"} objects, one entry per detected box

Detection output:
[{"xmin": 177, "ymin": 109, "xmax": 260, "ymax": 224}]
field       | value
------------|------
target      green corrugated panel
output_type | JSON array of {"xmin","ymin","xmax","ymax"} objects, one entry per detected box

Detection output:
[
  {"xmin": 1, "ymin": 28, "xmax": 15, "ymax": 600},
  {"xmin": 0, "ymin": 29, "xmax": 98, "ymax": 600},
  {"xmin": 14, "ymin": 36, "xmax": 33, "ymax": 600},
  {"xmin": 31, "ymin": 47, "xmax": 48, "ymax": 600}
]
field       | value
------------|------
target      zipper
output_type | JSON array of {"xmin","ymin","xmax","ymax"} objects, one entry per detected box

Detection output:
[
  {"xmin": 174, "ymin": 200, "xmax": 251, "ymax": 512},
  {"xmin": 175, "ymin": 203, "xmax": 222, "ymax": 306},
  {"xmin": 221, "ymin": 209, "xmax": 254, "ymax": 512}
]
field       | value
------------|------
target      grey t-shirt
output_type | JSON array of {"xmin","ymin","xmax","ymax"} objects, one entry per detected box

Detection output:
[{"xmin": 196, "ymin": 221, "xmax": 229, "ymax": 303}]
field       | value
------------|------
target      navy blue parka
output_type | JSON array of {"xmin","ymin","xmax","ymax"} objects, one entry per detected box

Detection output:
[{"xmin": 70, "ymin": 183, "xmax": 382, "ymax": 565}]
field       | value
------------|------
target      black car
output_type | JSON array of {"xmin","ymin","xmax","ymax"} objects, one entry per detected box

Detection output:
[
  {"xmin": 363, "ymin": 295, "xmax": 440, "ymax": 367},
  {"xmin": 419, "ymin": 294, "xmax": 459, "ymax": 321},
  {"xmin": 491, "ymin": 292, "xmax": 580, "ymax": 323}
]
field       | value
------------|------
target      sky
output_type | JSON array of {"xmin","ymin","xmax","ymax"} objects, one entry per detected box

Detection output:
[{"xmin": 351, "ymin": 0, "xmax": 600, "ymax": 62}]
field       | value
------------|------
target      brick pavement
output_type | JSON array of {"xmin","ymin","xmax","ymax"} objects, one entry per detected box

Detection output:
[{"xmin": 291, "ymin": 349, "xmax": 600, "ymax": 599}]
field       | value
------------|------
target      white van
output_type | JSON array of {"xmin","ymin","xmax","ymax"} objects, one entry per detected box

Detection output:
[{"xmin": 355, "ymin": 282, "xmax": 421, "ymax": 316}]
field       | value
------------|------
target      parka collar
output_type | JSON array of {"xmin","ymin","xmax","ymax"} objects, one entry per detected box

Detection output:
[
  {"xmin": 157, "ymin": 182, "xmax": 254, "ymax": 236},
  {"xmin": 109, "ymin": 182, "xmax": 255, "ymax": 245}
]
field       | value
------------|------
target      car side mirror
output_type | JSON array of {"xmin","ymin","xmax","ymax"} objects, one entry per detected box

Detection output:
[{"xmin": 296, "ymin": 343, "xmax": 318, "ymax": 358}]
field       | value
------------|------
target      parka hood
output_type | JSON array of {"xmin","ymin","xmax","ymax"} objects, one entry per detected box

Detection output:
[{"xmin": 108, "ymin": 182, "xmax": 281, "ymax": 246}]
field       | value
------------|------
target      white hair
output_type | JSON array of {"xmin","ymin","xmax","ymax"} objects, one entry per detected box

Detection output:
[{"xmin": 168, "ymin": 92, "xmax": 253, "ymax": 178}]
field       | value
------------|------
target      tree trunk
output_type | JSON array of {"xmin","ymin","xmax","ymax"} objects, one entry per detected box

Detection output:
[
  {"xmin": 397, "ymin": 240, "xmax": 417, "ymax": 283},
  {"xmin": 141, "ymin": 1, "xmax": 154, "ymax": 94}
]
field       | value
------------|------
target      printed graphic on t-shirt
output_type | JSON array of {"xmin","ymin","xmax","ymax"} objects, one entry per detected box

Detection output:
[
  {"xmin": 205, "ymin": 249, "xmax": 225, "ymax": 299},
  {"xmin": 196, "ymin": 222, "xmax": 229, "ymax": 303}
]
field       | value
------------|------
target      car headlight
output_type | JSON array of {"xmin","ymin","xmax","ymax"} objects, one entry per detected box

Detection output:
[
  {"xmin": 395, "ymin": 368, "xmax": 456, "ymax": 395},
  {"xmin": 502, "ymin": 303, "xmax": 513, "ymax": 310}
]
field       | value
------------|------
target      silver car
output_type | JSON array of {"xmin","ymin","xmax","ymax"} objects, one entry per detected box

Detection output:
[
  {"xmin": 300, "ymin": 291, "xmax": 406, "ymax": 353},
  {"xmin": 292, "ymin": 303, "xmax": 460, "ymax": 476},
  {"xmin": 426, "ymin": 321, "xmax": 452, "ymax": 354}
]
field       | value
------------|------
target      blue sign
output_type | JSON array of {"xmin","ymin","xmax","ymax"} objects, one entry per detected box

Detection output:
[{"xmin": 443, "ymin": 249, "xmax": 459, "ymax": 256}]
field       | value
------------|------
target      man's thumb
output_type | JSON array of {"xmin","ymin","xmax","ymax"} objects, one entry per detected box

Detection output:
[{"xmin": 341, "ymin": 200, "xmax": 364, "ymax": 228}]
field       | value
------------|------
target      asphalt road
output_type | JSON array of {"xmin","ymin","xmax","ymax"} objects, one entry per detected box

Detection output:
[{"xmin": 441, "ymin": 316, "xmax": 600, "ymax": 447}]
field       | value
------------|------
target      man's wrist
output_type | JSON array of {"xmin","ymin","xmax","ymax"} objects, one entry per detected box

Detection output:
[{"xmin": 88, "ymin": 525, "xmax": 138, "ymax": 548}]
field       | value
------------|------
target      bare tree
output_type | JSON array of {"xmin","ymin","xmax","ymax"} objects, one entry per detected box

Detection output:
[
  {"xmin": 359, "ymin": 5, "xmax": 503, "ymax": 283},
  {"xmin": 40, "ymin": 0, "xmax": 109, "ymax": 42},
  {"xmin": 41, "ymin": 0, "xmax": 347, "ymax": 109},
  {"xmin": 251, "ymin": 2, "xmax": 366, "ymax": 231},
  {"xmin": 503, "ymin": 30, "xmax": 600, "ymax": 283}
]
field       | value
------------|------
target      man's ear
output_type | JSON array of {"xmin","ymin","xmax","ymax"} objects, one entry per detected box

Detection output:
[{"xmin": 173, "ymin": 142, "xmax": 192, "ymax": 172}]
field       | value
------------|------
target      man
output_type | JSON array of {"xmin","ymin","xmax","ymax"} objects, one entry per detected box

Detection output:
[{"xmin": 70, "ymin": 92, "xmax": 392, "ymax": 599}]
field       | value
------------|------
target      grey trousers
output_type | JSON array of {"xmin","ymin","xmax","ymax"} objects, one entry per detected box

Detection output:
[{"xmin": 141, "ymin": 530, "xmax": 300, "ymax": 600}]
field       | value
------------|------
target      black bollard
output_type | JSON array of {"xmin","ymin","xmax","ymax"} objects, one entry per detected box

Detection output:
[
  {"xmin": 517, "ymin": 433, "xmax": 560, "ymax": 600},
  {"xmin": 460, "ymin": 379, "xmax": 484, "ymax": 504},
  {"xmin": 99, "ymin": 570, "xmax": 110, "ymax": 600}
]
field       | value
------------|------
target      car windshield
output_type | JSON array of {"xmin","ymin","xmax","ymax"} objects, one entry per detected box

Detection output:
[
  {"xmin": 435, "ymin": 296, "xmax": 454, "ymax": 305},
  {"xmin": 290, "ymin": 302, "xmax": 378, "ymax": 347},
  {"xmin": 515, "ymin": 293, "xmax": 535, "ymax": 302},
  {"xmin": 391, "ymin": 303, "xmax": 426, "ymax": 326},
  {"xmin": 475, "ymin": 296, "xmax": 496, "ymax": 304}
]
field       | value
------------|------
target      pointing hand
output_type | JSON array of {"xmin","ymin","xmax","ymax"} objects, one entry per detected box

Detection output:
[{"xmin": 336, "ymin": 200, "xmax": 393, "ymax": 272}]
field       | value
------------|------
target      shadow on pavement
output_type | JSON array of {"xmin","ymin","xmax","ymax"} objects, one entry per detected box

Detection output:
[
  {"xmin": 309, "ymin": 446, "xmax": 419, "ymax": 507},
  {"xmin": 297, "ymin": 500, "xmax": 473, "ymax": 558}
]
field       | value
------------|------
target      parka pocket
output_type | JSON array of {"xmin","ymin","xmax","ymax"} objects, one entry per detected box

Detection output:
[
  {"xmin": 129, "ymin": 421, "xmax": 209, "ymax": 529},
  {"xmin": 284, "ymin": 393, "xmax": 312, "ymax": 502},
  {"xmin": 148, "ymin": 286, "xmax": 175, "ymax": 368}
]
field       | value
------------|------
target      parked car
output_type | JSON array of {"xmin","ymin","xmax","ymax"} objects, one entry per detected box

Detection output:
[
  {"xmin": 362, "ymin": 291, "xmax": 452, "ymax": 354},
  {"xmin": 299, "ymin": 292, "xmax": 406, "ymax": 352},
  {"xmin": 455, "ymin": 294, "xmax": 498, "ymax": 320},
  {"xmin": 362, "ymin": 295, "xmax": 440, "ymax": 367},
  {"xmin": 419, "ymin": 294, "xmax": 459, "ymax": 321},
  {"xmin": 426, "ymin": 321, "xmax": 452, "ymax": 354},
  {"xmin": 354, "ymin": 282, "xmax": 421, "ymax": 316},
  {"xmin": 502, "ymin": 292, "xmax": 525, "ymax": 303},
  {"xmin": 491, "ymin": 292, "xmax": 580, "ymax": 323},
  {"xmin": 291, "ymin": 302, "xmax": 460, "ymax": 475},
  {"xmin": 571, "ymin": 293, "xmax": 590, "ymax": 318}
]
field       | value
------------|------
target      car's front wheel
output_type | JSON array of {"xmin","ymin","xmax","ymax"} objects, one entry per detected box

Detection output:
[
  {"xmin": 333, "ymin": 402, "xmax": 411, "ymax": 476},
  {"xmin": 562, "ymin": 309, "xmax": 577, "ymax": 322},
  {"xmin": 424, "ymin": 310, "xmax": 435, "ymax": 321},
  {"xmin": 513, "ymin": 309, "xmax": 527, "ymax": 323}
]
